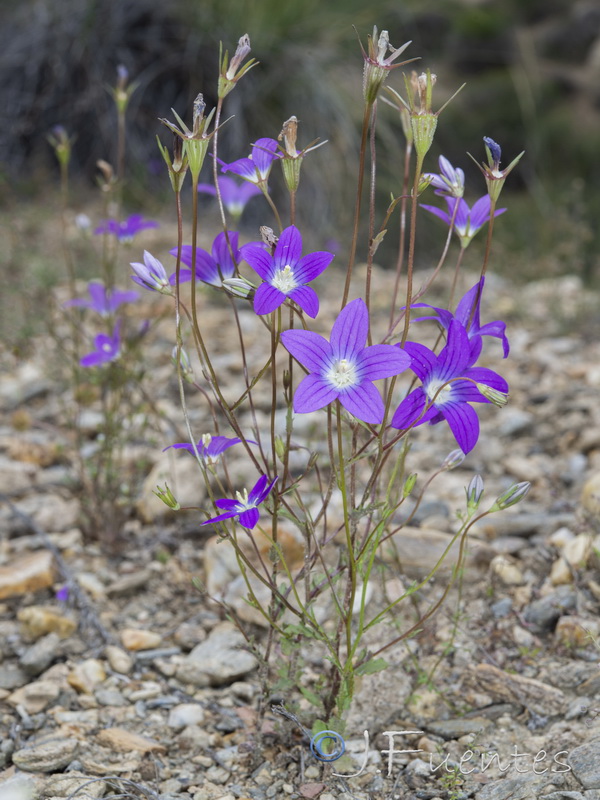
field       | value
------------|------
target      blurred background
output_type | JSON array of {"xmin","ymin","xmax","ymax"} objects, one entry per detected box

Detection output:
[{"xmin": 1, "ymin": 0, "xmax": 599, "ymax": 345}]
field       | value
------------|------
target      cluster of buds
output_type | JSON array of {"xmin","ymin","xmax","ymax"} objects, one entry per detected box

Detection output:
[
  {"xmin": 111, "ymin": 65, "xmax": 138, "ymax": 116},
  {"xmin": 47, "ymin": 125, "xmax": 74, "ymax": 168},
  {"xmin": 277, "ymin": 116, "xmax": 327, "ymax": 194}
]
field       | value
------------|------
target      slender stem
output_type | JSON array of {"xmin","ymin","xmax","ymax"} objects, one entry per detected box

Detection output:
[
  {"xmin": 261, "ymin": 187, "xmax": 283, "ymax": 233},
  {"xmin": 388, "ymin": 141, "xmax": 412, "ymax": 328},
  {"xmin": 365, "ymin": 101, "xmax": 378, "ymax": 336},
  {"xmin": 342, "ymin": 100, "xmax": 373, "ymax": 309},
  {"xmin": 400, "ymin": 153, "xmax": 424, "ymax": 347}
]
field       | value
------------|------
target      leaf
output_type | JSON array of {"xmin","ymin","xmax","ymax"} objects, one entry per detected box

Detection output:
[
  {"xmin": 370, "ymin": 229, "xmax": 387, "ymax": 256},
  {"xmin": 299, "ymin": 686, "xmax": 322, "ymax": 708},
  {"xmin": 355, "ymin": 657, "xmax": 389, "ymax": 676}
]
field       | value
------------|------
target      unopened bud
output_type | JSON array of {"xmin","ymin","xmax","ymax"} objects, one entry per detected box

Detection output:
[
  {"xmin": 274, "ymin": 436, "xmax": 286, "ymax": 461},
  {"xmin": 153, "ymin": 483, "xmax": 180, "ymax": 510},
  {"xmin": 260, "ymin": 226, "xmax": 279, "ymax": 251},
  {"xmin": 403, "ymin": 473, "xmax": 417, "ymax": 498},
  {"xmin": 477, "ymin": 384, "xmax": 509, "ymax": 407},
  {"xmin": 282, "ymin": 369, "xmax": 292, "ymax": 391},
  {"xmin": 441, "ymin": 449, "xmax": 465, "ymax": 470},
  {"xmin": 492, "ymin": 481, "xmax": 530, "ymax": 511},
  {"xmin": 416, "ymin": 174, "xmax": 433, "ymax": 195},
  {"xmin": 221, "ymin": 277, "xmax": 255, "ymax": 300},
  {"xmin": 466, "ymin": 474, "xmax": 484, "ymax": 512},
  {"xmin": 171, "ymin": 346, "xmax": 194, "ymax": 383}
]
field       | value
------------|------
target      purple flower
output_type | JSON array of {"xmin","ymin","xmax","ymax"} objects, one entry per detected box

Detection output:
[
  {"xmin": 130, "ymin": 251, "xmax": 171, "ymax": 293},
  {"xmin": 420, "ymin": 195, "xmax": 506, "ymax": 248},
  {"xmin": 65, "ymin": 281, "xmax": 139, "ymax": 316},
  {"xmin": 241, "ymin": 225, "xmax": 333, "ymax": 318},
  {"xmin": 281, "ymin": 298, "xmax": 411, "ymax": 424},
  {"xmin": 94, "ymin": 214, "xmax": 159, "ymax": 242},
  {"xmin": 197, "ymin": 176, "xmax": 261, "ymax": 217},
  {"xmin": 164, "ymin": 434, "xmax": 248, "ymax": 465},
  {"xmin": 169, "ymin": 231, "xmax": 241, "ymax": 288},
  {"xmin": 201, "ymin": 474, "xmax": 278, "ymax": 530},
  {"xmin": 55, "ymin": 585, "xmax": 69, "ymax": 602},
  {"xmin": 423, "ymin": 155, "xmax": 465, "ymax": 198},
  {"xmin": 80, "ymin": 322, "xmax": 121, "ymax": 367},
  {"xmin": 218, "ymin": 138, "xmax": 280, "ymax": 188},
  {"xmin": 411, "ymin": 277, "xmax": 509, "ymax": 365},
  {"xmin": 391, "ymin": 320, "xmax": 508, "ymax": 454}
]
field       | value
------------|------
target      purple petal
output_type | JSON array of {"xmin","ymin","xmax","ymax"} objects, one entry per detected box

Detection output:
[
  {"xmin": 435, "ymin": 321, "xmax": 471, "ymax": 381},
  {"xmin": 339, "ymin": 382, "xmax": 385, "ymax": 425},
  {"xmin": 109, "ymin": 289, "xmax": 139, "ymax": 311},
  {"xmin": 420, "ymin": 203, "xmax": 452, "ymax": 226},
  {"xmin": 201, "ymin": 509, "xmax": 238, "ymax": 525},
  {"xmin": 168, "ymin": 268, "xmax": 194, "ymax": 286},
  {"xmin": 454, "ymin": 280, "xmax": 483, "ymax": 330},
  {"xmin": 197, "ymin": 183, "xmax": 217, "ymax": 197},
  {"xmin": 164, "ymin": 443, "xmax": 196, "ymax": 454},
  {"xmin": 254, "ymin": 283, "xmax": 285, "ymax": 315},
  {"xmin": 410, "ymin": 303, "xmax": 454, "ymax": 331},
  {"xmin": 215, "ymin": 498, "xmax": 241, "ymax": 511},
  {"xmin": 289, "ymin": 285, "xmax": 319, "ymax": 318},
  {"xmin": 238, "ymin": 508, "xmax": 260, "ymax": 529},
  {"xmin": 444, "ymin": 197, "xmax": 469, "ymax": 231},
  {"xmin": 251, "ymin": 475, "xmax": 278, "ymax": 505},
  {"xmin": 80, "ymin": 351, "xmax": 107, "ymax": 367},
  {"xmin": 400, "ymin": 342, "xmax": 437, "ymax": 382},
  {"xmin": 88, "ymin": 282, "xmax": 108, "ymax": 312},
  {"xmin": 223, "ymin": 157, "xmax": 259, "ymax": 182},
  {"xmin": 440, "ymin": 402, "xmax": 480, "ymax": 454},
  {"xmin": 273, "ymin": 226, "xmax": 302, "ymax": 270},
  {"xmin": 391, "ymin": 388, "xmax": 427, "ymax": 430},
  {"xmin": 357, "ymin": 344, "xmax": 411, "ymax": 381},
  {"xmin": 462, "ymin": 367, "xmax": 508, "ymax": 394},
  {"xmin": 477, "ymin": 321, "xmax": 510, "ymax": 357},
  {"xmin": 206, "ymin": 436, "xmax": 243, "ymax": 456},
  {"xmin": 280, "ymin": 329, "xmax": 332, "ymax": 373},
  {"xmin": 293, "ymin": 374, "xmax": 338, "ymax": 413},
  {"xmin": 330, "ymin": 298, "xmax": 368, "ymax": 358},
  {"xmin": 250, "ymin": 138, "xmax": 280, "ymax": 176},
  {"xmin": 240, "ymin": 243, "xmax": 273, "ymax": 280},
  {"xmin": 212, "ymin": 231, "xmax": 239, "ymax": 272},
  {"xmin": 294, "ymin": 250, "xmax": 335, "ymax": 283}
]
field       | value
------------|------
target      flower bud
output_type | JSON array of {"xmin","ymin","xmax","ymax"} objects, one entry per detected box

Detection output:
[
  {"xmin": 441, "ymin": 449, "xmax": 465, "ymax": 470},
  {"xmin": 491, "ymin": 481, "xmax": 530, "ymax": 511},
  {"xmin": 466, "ymin": 474, "xmax": 484, "ymax": 512},
  {"xmin": 153, "ymin": 483, "xmax": 180, "ymax": 510},
  {"xmin": 221, "ymin": 277, "xmax": 255, "ymax": 300},
  {"xmin": 477, "ymin": 384, "xmax": 509, "ymax": 407},
  {"xmin": 402, "ymin": 473, "xmax": 417, "ymax": 498},
  {"xmin": 171, "ymin": 346, "xmax": 194, "ymax": 383},
  {"xmin": 275, "ymin": 436, "xmax": 287, "ymax": 461}
]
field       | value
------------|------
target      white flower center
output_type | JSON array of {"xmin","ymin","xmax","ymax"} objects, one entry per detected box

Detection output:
[
  {"xmin": 426, "ymin": 378, "xmax": 452, "ymax": 404},
  {"xmin": 327, "ymin": 358, "xmax": 358, "ymax": 389},
  {"xmin": 102, "ymin": 343, "xmax": 114, "ymax": 353},
  {"xmin": 201, "ymin": 433, "xmax": 212, "ymax": 449},
  {"xmin": 271, "ymin": 264, "xmax": 297, "ymax": 293},
  {"xmin": 235, "ymin": 488, "xmax": 250, "ymax": 508}
]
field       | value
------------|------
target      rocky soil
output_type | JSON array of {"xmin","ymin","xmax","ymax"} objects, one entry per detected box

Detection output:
[{"xmin": 2, "ymin": 266, "xmax": 600, "ymax": 800}]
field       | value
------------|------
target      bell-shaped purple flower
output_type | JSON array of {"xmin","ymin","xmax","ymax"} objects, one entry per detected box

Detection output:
[
  {"xmin": 169, "ymin": 231, "xmax": 241, "ymax": 288},
  {"xmin": 95, "ymin": 214, "xmax": 159, "ymax": 242},
  {"xmin": 80, "ymin": 322, "xmax": 121, "ymax": 367},
  {"xmin": 164, "ymin": 434, "xmax": 249, "ymax": 465},
  {"xmin": 130, "ymin": 251, "xmax": 171, "ymax": 293},
  {"xmin": 281, "ymin": 298, "xmax": 411, "ymax": 424},
  {"xmin": 241, "ymin": 225, "xmax": 333, "ymax": 318},
  {"xmin": 420, "ymin": 195, "xmax": 506, "ymax": 248},
  {"xmin": 411, "ymin": 277, "xmax": 509, "ymax": 365},
  {"xmin": 391, "ymin": 320, "xmax": 508, "ymax": 454},
  {"xmin": 201, "ymin": 474, "xmax": 278, "ymax": 530},
  {"xmin": 423, "ymin": 155, "xmax": 465, "ymax": 198},
  {"xmin": 65, "ymin": 281, "xmax": 139, "ymax": 316},
  {"xmin": 218, "ymin": 138, "xmax": 281, "ymax": 188},
  {"xmin": 197, "ymin": 176, "xmax": 261, "ymax": 218}
]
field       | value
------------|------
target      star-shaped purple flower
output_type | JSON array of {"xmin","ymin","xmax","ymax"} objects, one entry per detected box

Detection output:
[
  {"xmin": 164, "ymin": 434, "xmax": 249, "ymax": 464},
  {"xmin": 65, "ymin": 281, "xmax": 139, "ymax": 316},
  {"xmin": 169, "ymin": 231, "xmax": 241, "ymax": 288},
  {"xmin": 241, "ymin": 225, "xmax": 334, "ymax": 318},
  {"xmin": 201, "ymin": 474, "xmax": 278, "ymax": 530},
  {"xmin": 80, "ymin": 322, "xmax": 121, "ymax": 367},
  {"xmin": 423, "ymin": 155, "xmax": 465, "ymax": 198},
  {"xmin": 197, "ymin": 176, "xmax": 261, "ymax": 217},
  {"xmin": 411, "ymin": 277, "xmax": 509, "ymax": 365},
  {"xmin": 281, "ymin": 298, "xmax": 411, "ymax": 424},
  {"xmin": 391, "ymin": 319, "xmax": 508, "ymax": 453},
  {"xmin": 130, "ymin": 251, "xmax": 171, "ymax": 293},
  {"xmin": 94, "ymin": 214, "xmax": 159, "ymax": 242},
  {"xmin": 420, "ymin": 195, "xmax": 506, "ymax": 248},
  {"xmin": 218, "ymin": 138, "xmax": 281, "ymax": 188}
]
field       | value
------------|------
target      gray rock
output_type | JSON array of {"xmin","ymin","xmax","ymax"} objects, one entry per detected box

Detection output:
[
  {"xmin": 167, "ymin": 702, "xmax": 205, "ymax": 729},
  {"xmin": 491, "ymin": 598, "xmax": 513, "ymax": 618},
  {"xmin": 19, "ymin": 632, "xmax": 60, "ymax": 675},
  {"xmin": 176, "ymin": 622, "xmax": 257, "ymax": 687},
  {"xmin": 569, "ymin": 740, "xmax": 600, "ymax": 789},
  {"xmin": 0, "ymin": 663, "xmax": 30, "ymax": 690},
  {"xmin": 426, "ymin": 716, "xmax": 492, "ymax": 740},
  {"xmin": 12, "ymin": 737, "xmax": 78, "ymax": 772},
  {"xmin": 524, "ymin": 586, "xmax": 577, "ymax": 630},
  {"xmin": 475, "ymin": 774, "xmax": 554, "ymax": 800}
]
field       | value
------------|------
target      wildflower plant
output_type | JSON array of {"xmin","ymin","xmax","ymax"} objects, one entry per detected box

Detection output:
[{"xmin": 54, "ymin": 27, "xmax": 529, "ymax": 738}]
